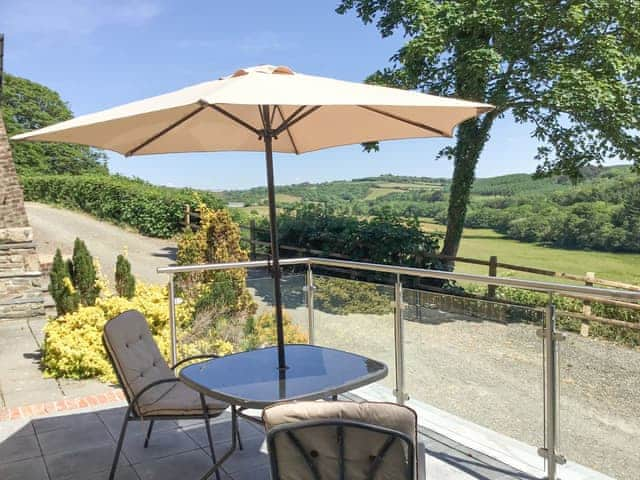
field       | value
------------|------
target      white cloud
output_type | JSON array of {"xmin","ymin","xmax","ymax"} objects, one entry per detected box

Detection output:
[{"xmin": 0, "ymin": 0, "xmax": 161, "ymax": 36}]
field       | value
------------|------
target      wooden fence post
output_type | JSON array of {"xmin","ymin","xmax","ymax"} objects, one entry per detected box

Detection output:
[
  {"xmin": 249, "ymin": 219, "xmax": 256, "ymax": 260},
  {"xmin": 581, "ymin": 272, "xmax": 594, "ymax": 337},
  {"xmin": 488, "ymin": 255, "xmax": 498, "ymax": 298},
  {"xmin": 184, "ymin": 204, "xmax": 190, "ymax": 229}
]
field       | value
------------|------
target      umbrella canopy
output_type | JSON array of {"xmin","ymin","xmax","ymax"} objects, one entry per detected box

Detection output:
[{"xmin": 12, "ymin": 65, "xmax": 493, "ymax": 370}]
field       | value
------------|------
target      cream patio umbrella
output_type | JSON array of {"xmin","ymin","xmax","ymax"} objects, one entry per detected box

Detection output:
[{"xmin": 12, "ymin": 65, "xmax": 493, "ymax": 370}]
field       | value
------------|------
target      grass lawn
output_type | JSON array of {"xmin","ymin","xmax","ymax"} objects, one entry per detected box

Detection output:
[{"xmin": 420, "ymin": 219, "xmax": 640, "ymax": 285}]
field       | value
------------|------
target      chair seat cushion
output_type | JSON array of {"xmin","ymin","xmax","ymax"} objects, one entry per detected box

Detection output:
[{"xmin": 136, "ymin": 381, "xmax": 228, "ymax": 417}]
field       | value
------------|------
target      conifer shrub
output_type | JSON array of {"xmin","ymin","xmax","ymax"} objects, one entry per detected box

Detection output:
[
  {"xmin": 71, "ymin": 238, "xmax": 100, "ymax": 305},
  {"xmin": 115, "ymin": 254, "xmax": 136, "ymax": 299},
  {"xmin": 49, "ymin": 249, "xmax": 79, "ymax": 316}
]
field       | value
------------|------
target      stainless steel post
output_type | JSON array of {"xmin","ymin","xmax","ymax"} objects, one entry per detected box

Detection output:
[
  {"xmin": 394, "ymin": 274, "xmax": 407, "ymax": 404},
  {"xmin": 305, "ymin": 264, "xmax": 315, "ymax": 344},
  {"xmin": 538, "ymin": 298, "xmax": 565, "ymax": 479},
  {"xmin": 168, "ymin": 274, "xmax": 177, "ymax": 366}
]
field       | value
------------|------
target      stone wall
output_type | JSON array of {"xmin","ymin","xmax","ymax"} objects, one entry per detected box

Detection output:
[
  {"xmin": 0, "ymin": 116, "xmax": 45, "ymax": 321},
  {"xmin": 0, "ymin": 117, "xmax": 29, "ymax": 229}
]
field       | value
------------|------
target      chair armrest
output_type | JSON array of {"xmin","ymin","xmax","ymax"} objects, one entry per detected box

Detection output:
[
  {"xmin": 171, "ymin": 353, "xmax": 219, "ymax": 370},
  {"xmin": 130, "ymin": 378, "xmax": 180, "ymax": 414}
]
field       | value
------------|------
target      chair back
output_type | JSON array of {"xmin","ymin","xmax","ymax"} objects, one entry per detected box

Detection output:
[
  {"xmin": 103, "ymin": 310, "xmax": 174, "ymax": 409},
  {"xmin": 264, "ymin": 401, "xmax": 417, "ymax": 480}
]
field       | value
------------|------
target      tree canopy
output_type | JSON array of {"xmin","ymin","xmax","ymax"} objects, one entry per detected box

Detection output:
[
  {"xmin": 337, "ymin": 0, "xmax": 640, "ymax": 263},
  {"xmin": 1, "ymin": 73, "xmax": 108, "ymax": 176}
]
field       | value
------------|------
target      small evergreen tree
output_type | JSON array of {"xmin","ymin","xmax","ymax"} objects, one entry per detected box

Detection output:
[
  {"xmin": 115, "ymin": 254, "xmax": 136, "ymax": 299},
  {"xmin": 49, "ymin": 249, "xmax": 79, "ymax": 315},
  {"xmin": 71, "ymin": 238, "xmax": 99, "ymax": 305}
]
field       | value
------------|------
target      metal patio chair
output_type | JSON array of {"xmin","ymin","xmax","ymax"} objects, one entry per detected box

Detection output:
[
  {"xmin": 263, "ymin": 400, "xmax": 425, "ymax": 480},
  {"xmin": 103, "ymin": 309, "xmax": 240, "ymax": 480}
]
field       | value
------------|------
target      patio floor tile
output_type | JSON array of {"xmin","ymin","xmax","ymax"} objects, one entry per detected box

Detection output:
[
  {"xmin": 181, "ymin": 418, "xmax": 264, "ymax": 448},
  {"xmin": 44, "ymin": 442, "xmax": 128, "ymax": 479},
  {"xmin": 228, "ymin": 464, "xmax": 271, "ymax": 480},
  {"xmin": 206, "ymin": 435, "xmax": 269, "ymax": 475},
  {"xmin": 0, "ymin": 430, "xmax": 42, "ymax": 464},
  {"xmin": 133, "ymin": 448, "xmax": 228, "ymax": 480},
  {"xmin": 0, "ymin": 456, "xmax": 49, "ymax": 480},
  {"xmin": 0, "ymin": 418, "xmax": 34, "ymax": 440},
  {"xmin": 38, "ymin": 420, "xmax": 113, "ymax": 457},
  {"xmin": 122, "ymin": 426, "xmax": 200, "ymax": 465},
  {"xmin": 33, "ymin": 411, "xmax": 104, "ymax": 435},
  {"xmin": 61, "ymin": 464, "xmax": 140, "ymax": 480},
  {"xmin": 97, "ymin": 407, "xmax": 177, "ymax": 438}
]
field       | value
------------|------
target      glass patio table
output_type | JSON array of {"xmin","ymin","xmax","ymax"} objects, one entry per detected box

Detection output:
[{"xmin": 179, "ymin": 344, "xmax": 388, "ymax": 480}]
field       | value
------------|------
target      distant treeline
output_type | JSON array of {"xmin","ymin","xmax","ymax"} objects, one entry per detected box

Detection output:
[{"xmin": 228, "ymin": 166, "xmax": 640, "ymax": 253}]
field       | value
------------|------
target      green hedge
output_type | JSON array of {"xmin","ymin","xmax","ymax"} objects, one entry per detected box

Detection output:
[{"xmin": 22, "ymin": 174, "xmax": 223, "ymax": 238}]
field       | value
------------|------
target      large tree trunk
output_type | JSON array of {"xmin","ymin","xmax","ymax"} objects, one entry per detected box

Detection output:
[{"xmin": 440, "ymin": 118, "xmax": 492, "ymax": 270}]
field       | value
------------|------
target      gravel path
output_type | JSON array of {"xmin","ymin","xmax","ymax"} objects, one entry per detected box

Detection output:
[{"xmin": 26, "ymin": 202, "xmax": 175, "ymax": 284}]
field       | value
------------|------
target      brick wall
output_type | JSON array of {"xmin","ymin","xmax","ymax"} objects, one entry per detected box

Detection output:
[{"xmin": 0, "ymin": 116, "xmax": 29, "ymax": 229}]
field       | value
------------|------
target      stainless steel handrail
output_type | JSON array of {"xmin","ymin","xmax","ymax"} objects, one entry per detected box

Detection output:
[{"xmin": 158, "ymin": 256, "xmax": 640, "ymax": 301}]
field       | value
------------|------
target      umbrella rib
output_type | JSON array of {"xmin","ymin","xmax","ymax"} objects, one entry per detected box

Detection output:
[
  {"xmin": 273, "ymin": 105, "xmax": 306, "ymax": 133},
  {"xmin": 273, "ymin": 105, "xmax": 322, "ymax": 136},
  {"xmin": 206, "ymin": 104, "xmax": 262, "ymax": 137},
  {"xmin": 125, "ymin": 105, "xmax": 206, "ymax": 156},
  {"xmin": 275, "ymin": 105, "xmax": 299, "ymax": 154},
  {"xmin": 358, "ymin": 105, "xmax": 451, "ymax": 137}
]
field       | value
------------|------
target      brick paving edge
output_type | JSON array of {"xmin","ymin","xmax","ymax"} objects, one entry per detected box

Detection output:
[{"xmin": 0, "ymin": 389, "xmax": 126, "ymax": 421}]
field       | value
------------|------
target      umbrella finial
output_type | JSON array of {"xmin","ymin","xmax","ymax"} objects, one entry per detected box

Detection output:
[{"xmin": 228, "ymin": 65, "xmax": 295, "ymax": 79}]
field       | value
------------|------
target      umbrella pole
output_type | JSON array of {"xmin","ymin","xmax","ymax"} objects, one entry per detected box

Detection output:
[{"xmin": 263, "ymin": 116, "xmax": 287, "ymax": 371}]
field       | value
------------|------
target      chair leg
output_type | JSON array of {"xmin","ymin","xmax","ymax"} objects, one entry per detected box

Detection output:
[
  {"xmin": 200, "ymin": 394, "xmax": 221, "ymax": 480},
  {"xmin": 234, "ymin": 407, "xmax": 243, "ymax": 451},
  {"xmin": 109, "ymin": 405, "xmax": 132, "ymax": 480},
  {"xmin": 143, "ymin": 420, "xmax": 155, "ymax": 448}
]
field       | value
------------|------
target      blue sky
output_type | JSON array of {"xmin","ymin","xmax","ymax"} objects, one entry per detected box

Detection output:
[{"xmin": 1, "ymin": 0, "xmax": 542, "ymax": 190}]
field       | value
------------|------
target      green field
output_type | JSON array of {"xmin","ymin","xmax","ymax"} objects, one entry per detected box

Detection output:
[
  {"xmin": 420, "ymin": 219, "xmax": 640, "ymax": 285},
  {"xmin": 364, "ymin": 187, "xmax": 406, "ymax": 200}
]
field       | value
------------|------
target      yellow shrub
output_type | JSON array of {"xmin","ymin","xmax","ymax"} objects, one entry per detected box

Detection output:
[
  {"xmin": 246, "ymin": 311, "xmax": 308, "ymax": 348},
  {"xmin": 42, "ymin": 282, "xmax": 233, "ymax": 383}
]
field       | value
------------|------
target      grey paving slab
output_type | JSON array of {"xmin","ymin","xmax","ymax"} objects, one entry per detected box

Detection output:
[
  {"xmin": 422, "ymin": 429, "xmax": 538, "ymax": 480},
  {"xmin": 181, "ymin": 417, "xmax": 264, "ymax": 448},
  {"xmin": 229, "ymin": 464, "xmax": 271, "ymax": 480},
  {"xmin": 0, "ymin": 456, "xmax": 49, "ymax": 480},
  {"xmin": 122, "ymin": 427, "xmax": 200, "ymax": 465},
  {"xmin": 38, "ymin": 420, "xmax": 113, "ymax": 457},
  {"xmin": 0, "ymin": 418, "xmax": 34, "ymax": 440},
  {"xmin": 133, "ymin": 449, "xmax": 224, "ymax": 480},
  {"xmin": 61, "ymin": 464, "xmax": 140, "ymax": 480},
  {"xmin": 44, "ymin": 442, "xmax": 128, "ymax": 479},
  {"xmin": 0, "ymin": 406, "xmax": 548, "ymax": 480},
  {"xmin": 0, "ymin": 430, "xmax": 42, "ymax": 464},
  {"xmin": 207, "ymin": 435, "xmax": 269, "ymax": 475},
  {"xmin": 98, "ymin": 408, "xmax": 178, "ymax": 439},
  {"xmin": 33, "ymin": 411, "xmax": 103, "ymax": 434}
]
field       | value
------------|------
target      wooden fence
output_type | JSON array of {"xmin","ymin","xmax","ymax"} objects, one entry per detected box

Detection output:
[{"xmin": 182, "ymin": 205, "xmax": 640, "ymax": 333}]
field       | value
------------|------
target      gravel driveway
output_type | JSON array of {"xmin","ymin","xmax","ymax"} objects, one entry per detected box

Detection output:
[{"xmin": 26, "ymin": 202, "xmax": 175, "ymax": 284}]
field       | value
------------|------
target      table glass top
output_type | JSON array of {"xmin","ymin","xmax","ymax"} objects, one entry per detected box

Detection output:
[{"xmin": 179, "ymin": 344, "xmax": 387, "ymax": 408}]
